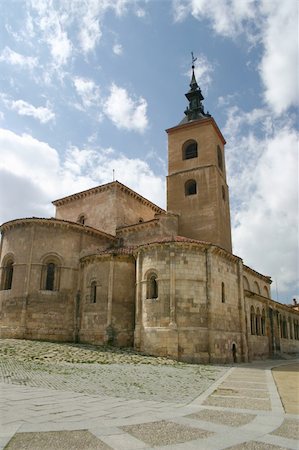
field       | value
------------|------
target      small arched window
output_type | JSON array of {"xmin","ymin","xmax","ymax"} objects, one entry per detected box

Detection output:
[
  {"xmin": 250, "ymin": 306, "xmax": 255, "ymax": 335},
  {"xmin": 78, "ymin": 214, "xmax": 86, "ymax": 225},
  {"xmin": 147, "ymin": 272, "xmax": 158, "ymax": 299},
  {"xmin": 221, "ymin": 282, "xmax": 225, "ymax": 303},
  {"xmin": 185, "ymin": 179, "xmax": 197, "ymax": 196},
  {"xmin": 289, "ymin": 317, "xmax": 293, "ymax": 339},
  {"xmin": 90, "ymin": 281, "xmax": 97, "ymax": 303},
  {"xmin": 183, "ymin": 140, "xmax": 198, "ymax": 160},
  {"xmin": 217, "ymin": 145, "xmax": 223, "ymax": 171},
  {"xmin": 41, "ymin": 255, "xmax": 61, "ymax": 291},
  {"xmin": 45, "ymin": 263, "xmax": 56, "ymax": 291},
  {"xmin": 2, "ymin": 259, "xmax": 14, "ymax": 290}
]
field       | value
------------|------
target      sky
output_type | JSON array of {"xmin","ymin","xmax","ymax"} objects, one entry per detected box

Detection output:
[{"xmin": 0, "ymin": 0, "xmax": 298, "ymax": 303}]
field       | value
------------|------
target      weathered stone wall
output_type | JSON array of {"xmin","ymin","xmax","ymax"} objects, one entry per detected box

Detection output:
[
  {"xmin": 117, "ymin": 213, "xmax": 179, "ymax": 247},
  {"xmin": 136, "ymin": 242, "xmax": 248, "ymax": 364},
  {"xmin": 79, "ymin": 253, "xmax": 135, "ymax": 347},
  {"xmin": 0, "ymin": 220, "xmax": 111, "ymax": 342},
  {"xmin": 54, "ymin": 182, "xmax": 161, "ymax": 235}
]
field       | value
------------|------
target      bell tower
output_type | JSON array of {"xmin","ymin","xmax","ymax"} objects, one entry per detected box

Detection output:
[{"xmin": 166, "ymin": 59, "xmax": 232, "ymax": 252}]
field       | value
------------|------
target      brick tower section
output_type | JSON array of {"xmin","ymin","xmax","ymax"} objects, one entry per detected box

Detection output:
[{"xmin": 166, "ymin": 117, "xmax": 232, "ymax": 252}]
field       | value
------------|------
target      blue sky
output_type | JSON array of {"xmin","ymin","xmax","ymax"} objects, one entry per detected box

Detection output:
[{"xmin": 0, "ymin": 0, "xmax": 298, "ymax": 303}]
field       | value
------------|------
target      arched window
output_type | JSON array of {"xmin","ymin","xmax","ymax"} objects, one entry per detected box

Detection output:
[
  {"xmin": 1, "ymin": 259, "xmax": 14, "ymax": 290},
  {"xmin": 183, "ymin": 140, "xmax": 198, "ymax": 160},
  {"xmin": 256, "ymin": 307, "xmax": 261, "ymax": 335},
  {"xmin": 243, "ymin": 276, "xmax": 250, "ymax": 291},
  {"xmin": 78, "ymin": 214, "xmax": 86, "ymax": 225},
  {"xmin": 147, "ymin": 272, "xmax": 158, "ymax": 299},
  {"xmin": 221, "ymin": 282, "xmax": 225, "ymax": 303},
  {"xmin": 282, "ymin": 316, "xmax": 288, "ymax": 338},
  {"xmin": 41, "ymin": 255, "xmax": 61, "ymax": 291},
  {"xmin": 250, "ymin": 306, "xmax": 255, "ymax": 335},
  {"xmin": 185, "ymin": 179, "xmax": 197, "ymax": 196},
  {"xmin": 90, "ymin": 281, "xmax": 97, "ymax": 303},
  {"xmin": 279, "ymin": 315, "xmax": 283, "ymax": 338},
  {"xmin": 222, "ymin": 185, "xmax": 226, "ymax": 201},
  {"xmin": 261, "ymin": 309, "xmax": 266, "ymax": 335},
  {"xmin": 217, "ymin": 145, "xmax": 223, "ymax": 171},
  {"xmin": 45, "ymin": 263, "xmax": 56, "ymax": 291}
]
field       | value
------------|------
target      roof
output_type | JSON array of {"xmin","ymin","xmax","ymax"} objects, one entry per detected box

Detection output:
[{"xmin": 52, "ymin": 180, "xmax": 165, "ymax": 213}]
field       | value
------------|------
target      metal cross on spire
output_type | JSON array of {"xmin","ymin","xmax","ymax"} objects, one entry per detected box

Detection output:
[{"xmin": 191, "ymin": 52, "xmax": 197, "ymax": 68}]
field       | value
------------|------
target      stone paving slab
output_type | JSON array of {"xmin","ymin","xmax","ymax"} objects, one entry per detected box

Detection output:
[{"xmin": 0, "ymin": 353, "xmax": 298, "ymax": 450}]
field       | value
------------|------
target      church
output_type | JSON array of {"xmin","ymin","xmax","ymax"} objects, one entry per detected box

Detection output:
[{"xmin": 0, "ymin": 66, "xmax": 298, "ymax": 363}]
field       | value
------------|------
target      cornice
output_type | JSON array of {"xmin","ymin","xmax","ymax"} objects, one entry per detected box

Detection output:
[
  {"xmin": 245, "ymin": 290, "xmax": 299, "ymax": 315},
  {"xmin": 116, "ymin": 218, "xmax": 159, "ymax": 234},
  {"xmin": 80, "ymin": 248, "xmax": 135, "ymax": 266},
  {"xmin": 0, "ymin": 217, "xmax": 115, "ymax": 240}
]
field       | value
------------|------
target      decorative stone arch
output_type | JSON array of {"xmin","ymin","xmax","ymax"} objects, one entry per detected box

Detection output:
[
  {"xmin": 263, "ymin": 285, "xmax": 269, "ymax": 297},
  {"xmin": 185, "ymin": 179, "xmax": 197, "ymax": 196},
  {"xmin": 0, "ymin": 253, "xmax": 15, "ymax": 290},
  {"xmin": 40, "ymin": 253, "xmax": 63, "ymax": 291},
  {"xmin": 145, "ymin": 270, "xmax": 158, "ymax": 299},
  {"xmin": 182, "ymin": 139, "xmax": 198, "ymax": 160},
  {"xmin": 243, "ymin": 275, "xmax": 250, "ymax": 291},
  {"xmin": 253, "ymin": 281, "xmax": 261, "ymax": 295},
  {"xmin": 77, "ymin": 213, "xmax": 87, "ymax": 225}
]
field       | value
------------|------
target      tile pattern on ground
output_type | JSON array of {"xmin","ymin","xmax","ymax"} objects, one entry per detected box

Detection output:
[
  {"xmin": 121, "ymin": 420, "xmax": 213, "ymax": 447},
  {"xmin": 4, "ymin": 430, "xmax": 112, "ymax": 450},
  {"xmin": 225, "ymin": 441, "xmax": 289, "ymax": 450},
  {"xmin": 187, "ymin": 409, "xmax": 256, "ymax": 427},
  {"xmin": 270, "ymin": 418, "xmax": 299, "ymax": 440}
]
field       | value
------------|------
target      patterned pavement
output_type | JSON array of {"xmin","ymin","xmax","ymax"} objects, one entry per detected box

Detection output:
[{"xmin": 0, "ymin": 360, "xmax": 298, "ymax": 449}]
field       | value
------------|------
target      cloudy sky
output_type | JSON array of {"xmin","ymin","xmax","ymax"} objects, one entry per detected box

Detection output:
[{"xmin": 0, "ymin": 0, "xmax": 298, "ymax": 303}]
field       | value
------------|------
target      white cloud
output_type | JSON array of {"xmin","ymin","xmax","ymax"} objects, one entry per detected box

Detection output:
[
  {"xmin": 0, "ymin": 128, "xmax": 164, "ymax": 225},
  {"xmin": 104, "ymin": 83, "xmax": 148, "ymax": 133},
  {"xmin": 0, "ymin": 46, "xmax": 37, "ymax": 69},
  {"xmin": 113, "ymin": 44, "xmax": 123, "ymax": 55},
  {"xmin": 173, "ymin": 0, "xmax": 298, "ymax": 115},
  {"xmin": 259, "ymin": 0, "xmax": 298, "ymax": 114},
  {"xmin": 173, "ymin": 0, "xmax": 256, "ymax": 37},
  {"xmin": 0, "ymin": 95, "xmax": 55, "ymax": 124},
  {"xmin": 73, "ymin": 77, "xmax": 101, "ymax": 109},
  {"xmin": 223, "ymin": 107, "xmax": 299, "ymax": 301}
]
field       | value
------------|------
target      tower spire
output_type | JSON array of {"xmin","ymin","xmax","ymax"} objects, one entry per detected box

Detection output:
[{"xmin": 183, "ymin": 52, "xmax": 210, "ymax": 122}]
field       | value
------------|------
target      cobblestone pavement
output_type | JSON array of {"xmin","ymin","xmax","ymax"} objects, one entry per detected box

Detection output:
[{"xmin": 0, "ymin": 341, "xmax": 298, "ymax": 449}]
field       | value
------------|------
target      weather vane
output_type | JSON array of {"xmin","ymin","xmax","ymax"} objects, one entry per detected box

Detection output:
[{"xmin": 191, "ymin": 52, "xmax": 197, "ymax": 67}]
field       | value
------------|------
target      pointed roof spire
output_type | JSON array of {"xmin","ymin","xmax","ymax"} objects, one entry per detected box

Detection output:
[{"xmin": 180, "ymin": 52, "xmax": 211, "ymax": 124}]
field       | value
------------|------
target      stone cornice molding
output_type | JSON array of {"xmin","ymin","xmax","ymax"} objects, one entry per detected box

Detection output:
[
  {"xmin": 243, "ymin": 264, "xmax": 271, "ymax": 283},
  {"xmin": 52, "ymin": 180, "xmax": 165, "ymax": 213},
  {"xmin": 80, "ymin": 250, "xmax": 135, "ymax": 267},
  {"xmin": 0, "ymin": 218, "xmax": 115, "ymax": 241},
  {"xmin": 166, "ymin": 117, "xmax": 226, "ymax": 145},
  {"xmin": 116, "ymin": 218, "xmax": 159, "ymax": 234},
  {"xmin": 245, "ymin": 290, "xmax": 299, "ymax": 315}
]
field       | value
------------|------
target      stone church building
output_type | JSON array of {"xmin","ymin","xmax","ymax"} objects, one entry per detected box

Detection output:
[{"xmin": 1, "ymin": 67, "xmax": 298, "ymax": 363}]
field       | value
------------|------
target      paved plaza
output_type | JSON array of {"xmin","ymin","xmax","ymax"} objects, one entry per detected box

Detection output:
[{"xmin": 0, "ymin": 351, "xmax": 298, "ymax": 449}]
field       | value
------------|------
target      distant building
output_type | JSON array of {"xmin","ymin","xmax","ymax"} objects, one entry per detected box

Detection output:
[{"xmin": 1, "ymin": 67, "xmax": 298, "ymax": 363}]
